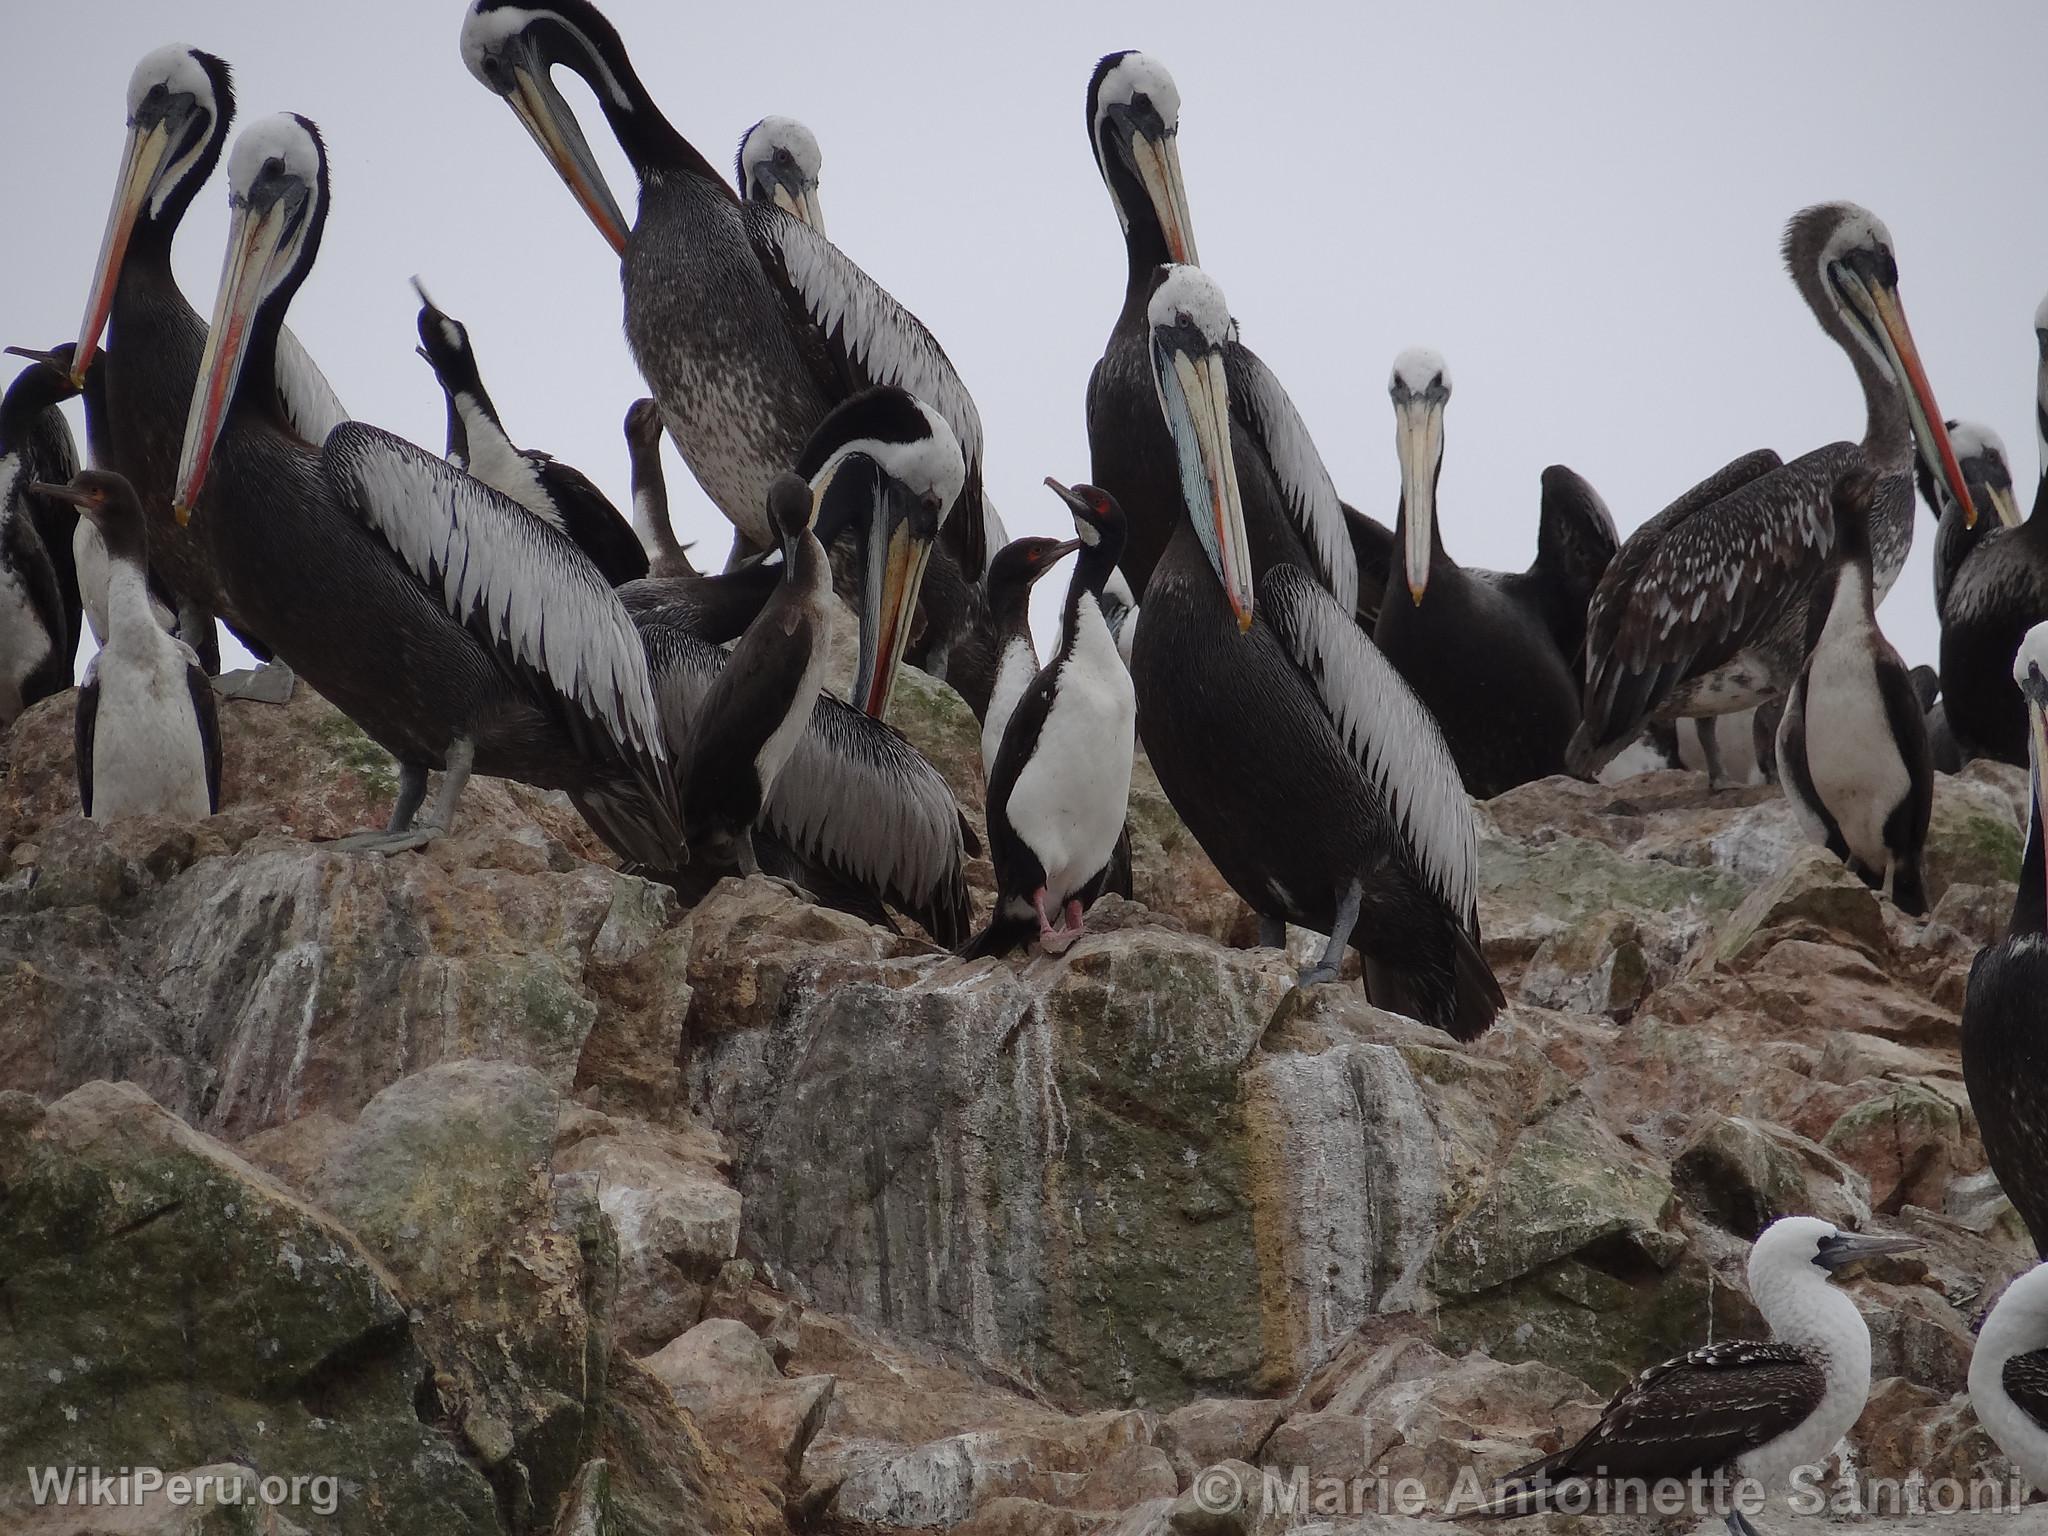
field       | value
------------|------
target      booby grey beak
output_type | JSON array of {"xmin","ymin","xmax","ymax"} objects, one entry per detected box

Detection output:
[
  {"xmin": 1393, "ymin": 393, "xmax": 1445, "ymax": 605},
  {"xmin": 72, "ymin": 116, "xmax": 178, "ymax": 388},
  {"xmin": 1814, "ymin": 1230, "xmax": 1920, "ymax": 1272},
  {"xmin": 1149, "ymin": 335, "xmax": 1251, "ymax": 630},
  {"xmin": 174, "ymin": 180, "xmax": 303, "ymax": 525},
  {"xmin": 1836, "ymin": 267, "xmax": 1976, "ymax": 529},
  {"xmin": 501, "ymin": 48, "xmax": 632, "ymax": 255}
]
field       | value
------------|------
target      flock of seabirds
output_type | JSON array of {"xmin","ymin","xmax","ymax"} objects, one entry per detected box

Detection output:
[{"xmin": 1, "ymin": 6, "xmax": 2048, "ymax": 1531}]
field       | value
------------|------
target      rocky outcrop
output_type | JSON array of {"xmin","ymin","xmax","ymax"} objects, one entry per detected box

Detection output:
[{"xmin": 4, "ymin": 673, "xmax": 2042, "ymax": 1536}]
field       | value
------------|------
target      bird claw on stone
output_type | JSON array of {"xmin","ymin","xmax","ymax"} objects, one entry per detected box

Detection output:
[{"xmin": 1296, "ymin": 963, "xmax": 1341, "ymax": 988}]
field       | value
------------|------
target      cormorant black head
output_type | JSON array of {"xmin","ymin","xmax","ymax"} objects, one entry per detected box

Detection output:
[
  {"xmin": 463, "ymin": 0, "xmax": 700, "ymax": 252},
  {"xmin": 625, "ymin": 397, "xmax": 663, "ymax": 451},
  {"xmin": 794, "ymin": 387, "xmax": 964, "ymax": 718},
  {"xmin": 1829, "ymin": 462, "xmax": 1880, "ymax": 568},
  {"xmin": 766, "ymin": 470, "xmax": 815, "ymax": 555},
  {"xmin": 174, "ymin": 113, "xmax": 330, "ymax": 523},
  {"xmin": 1783, "ymin": 201, "xmax": 1974, "ymax": 528},
  {"xmin": 0, "ymin": 348, "xmax": 83, "ymax": 450},
  {"xmin": 410, "ymin": 277, "xmax": 484, "ymax": 400},
  {"xmin": 986, "ymin": 535, "xmax": 1079, "ymax": 625},
  {"xmin": 31, "ymin": 470, "xmax": 148, "ymax": 565},
  {"xmin": 1146, "ymin": 264, "xmax": 1251, "ymax": 629},
  {"xmin": 1388, "ymin": 348, "xmax": 1451, "ymax": 604},
  {"xmin": 1087, "ymin": 51, "xmax": 1197, "ymax": 275},
  {"xmin": 70, "ymin": 45, "xmax": 236, "ymax": 386},
  {"xmin": 736, "ymin": 116, "xmax": 825, "ymax": 233},
  {"xmin": 1043, "ymin": 480, "xmax": 1128, "ymax": 592}
]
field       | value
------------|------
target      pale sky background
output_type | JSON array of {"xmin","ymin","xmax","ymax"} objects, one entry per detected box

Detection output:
[{"xmin": 6, "ymin": 0, "xmax": 2047, "ymax": 677}]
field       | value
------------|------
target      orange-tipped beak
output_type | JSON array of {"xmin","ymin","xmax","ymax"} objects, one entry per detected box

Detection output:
[
  {"xmin": 72, "ymin": 120, "xmax": 174, "ymax": 387},
  {"xmin": 1858, "ymin": 278, "xmax": 1976, "ymax": 530},
  {"xmin": 506, "ymin": 63, "xmax": 631, "ymax": 256}
]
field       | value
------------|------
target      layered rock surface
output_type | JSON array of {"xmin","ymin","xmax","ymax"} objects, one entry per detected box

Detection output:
[{"xmin": 2, "ymin": 676, "xmax": 2039, "ymax": 1535}]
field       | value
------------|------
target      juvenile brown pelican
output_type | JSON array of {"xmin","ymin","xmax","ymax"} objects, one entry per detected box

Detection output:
[
  {"xmin": 1132, "ymin": 267, "xmax": 1499, "ymax": 1038},
  {"xmin": 65, "ymin": 44, "xmax": 345, "ymax": 682},
  {"xmin": 680, "ymin": 474, "xmax": 830, "ymax": 874},
  {"xmin": 969, "ymin": 482, "xmax": 1135, "ymax": 958},
  {"xmin": 0, "ymin": 357, "xmax": 81, "ymax": 724},
  {"xmin": 42, "ymin": 471, "xmax": 220, "ymax": 819},
  {"xmin": 411, "ymin": 280, "xmax": 647, "ymax": 584},
  {"xmin": 1970, "ymin": 1264, "xmax": 2048, "ymax": 1488},
  {"xmin": 1573, "ymin": 204, "xmax": 1976, "ymax": 772},
  {"xmin": 1471, "ymin": 1217, "xmax": 1917, "ymax": 1536},
  {"xmin": 460, "ymin": 0, "xmax": 996, "ymax": 706},
  {"xmin": 1960, "ymin": 619, "xmax": 2048, "ymax": 1257},
  {"xmin": 1373, "ymin": 349, "xmax": 1582, "ymax": 797},
  {"xmin": 624, "ymin": 398, "xmax": 697, "ymax": 578},
  {"xmin": 1082, "ymin": 52, "xmax": 1357, "ymax": 615},
  {"xmin": 1774, "ymin": 467, "xmax": 1933, "ymax": 913},
  {"xmin": 736, "ymin": 116, "xmax": 823, "ymax": 232},
  {"xmin": 174, "ymin": 113, "xmax": 679, "ymax": 864}
]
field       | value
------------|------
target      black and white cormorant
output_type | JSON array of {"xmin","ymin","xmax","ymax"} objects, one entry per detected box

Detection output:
[
  {"xmin": 1081, "ymin": 53, "xmax": 1358, "ymax": 618},
  {"xmin": 981, "ymin": 533, "xmax": 1080, "ymax": 774},
  {"xmin": 624, "ymin": 398, "xmax": 697, "ymax": 579},
  {"xmin": 1470, "ymin": 1217, "xmax": 1917, "ymax": 1536},
  {"xmin": 0, "ymin": 357, "xmax": 80, "ymax": 725},
  {"xmin": 1774, "ymin": 467, "xmax": 1932, "ymax": 913},
  {"xmin": 736, "ymin": 116, "xmax": 823, "ymax": 232},
  {"xmin": 1918, "ymin": 420, "xmax": 2020, "ymax": 620},
  {"xmin": 1133, "ymin": 266, "xmax": 1501, "ymax": 1038},
  {"xmin": 968, "ymin": 482, "xmax": 1135, "ymax": 958},
  {"xmin": 1969, "ymin": 1264, "xmax": 2048, "ymax": 1490},
  {"xmin": 1372, "ymin": 349, "xmax": 1583, "ymax": 797},
  {"xmin": 410, "ymin": 280, "xmax": 648, "ymax": 584},
  {"xmin": 174, "ymin": 113, "xmax": 679, "ymax": 865},
  {"xmin": 1573, "ymin": 203, "xmax": 1977, "ymax": 773},
  {"xmin": 1960, "ymin": 619, "xmax": 2048, "ymax": 1258},
  {"xmin": 65, "ymin": 43, "xmax": 346, "ymax": 684},
  {"xmin": 40, "ymin": 471, "xmax": 220, "ymax": 820},
  {"xmin": 679, "ymin": 473, "xmax": 830, "ymax": 874},
  {"xmin": 1938, "ymin": 313, "xmax": 2048, "ymax": 765},
  {"xmin": 460, "ymin": 0, "xmax": 997, "ymax": 711}
]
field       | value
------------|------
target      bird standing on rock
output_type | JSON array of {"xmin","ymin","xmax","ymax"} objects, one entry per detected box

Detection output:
[
  {"xmin": 42, "ymin": 471, "xmax": 220, "ymax": 820},
  {"xmin": 1775, "ymin": 466, "xmax": 1933, "ymax": 914},
  {"xmin": 679, "ymin": 473, "xmax": 832, "ymax": 878},
  {"xmin": 968, "ymin": 482, "xmax": 1135, "ymax": 959},
  {"xmin": 1467, "ymin": 1216, "xmax": 1917, "ymax": 1536}
]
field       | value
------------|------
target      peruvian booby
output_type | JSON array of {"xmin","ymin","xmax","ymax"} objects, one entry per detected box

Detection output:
[
  {"xmin": 1775, "ymin": 466, "xmax": 1933, "ymax": 913},
  {"xmin": 64, "ymin": 43, "xmax": 346, "ymax": 684},
  {"xmin": 624, "ymin": 398, "xmax": 697, "ymax": 579},
  {"xmin": 968, "ymin": 482, "xmax": 1136, "ymax": 958},
  {"xmin": 0, "ymin": 358, "xmax": 81, "ymax": 725},
  {"xmin": 1573, "ymin": 203, "xmax": 1976, "ymax": 773},
  {"xmin": 1969, "ymin": 1264, "xmax": 2048, "ymax": 1489},
  {"xmin": 461, "ymin": 0, "xmax": 998, "ymax": 711},
  {"xmin": 1372, "ymin": 350, "xmax": 1582, "ymax": 797},
  {"xmin": 1082, "ymin": 53, "xmax": 1358, "ymax": 617},
  {"xmin": 1131, "ymin": 266, "xmax": 1501, "ymax": 1037},
  {"xmin": 1938, "ymin": 318, "xmax": 2048, "ymax": 765},
  {"xmin": 1470, "ymin": 1216, "xmax": 1918, "ymax": 1536},
  {"xmin": 40, "ymin": 471, "xmax": 220, "ymax": 819},
  {"xmin": 679, "ymin": 474, "xmax": 830, "ymax": 874},
  {"xmin": 174, "ymin": 113, "xmax": 679, "ymax": 865},
  {"xmin": 1919, "ymin": 420, "xmax": 2019, "ymax": 620},
  {"xmin": 736, "ymin": 116, "xmax": 823, "ymax": 233},
  {"xmin": 411, "ymin": 280, "xmax": 648, "ymax": 585},
  {"xmin": 981, "ymin": 533, "xmax": 1080, "ymax": 775},
  {"xmin": 1959, "ymin": 619, "xmax": 2048, "ymax": 1257}
]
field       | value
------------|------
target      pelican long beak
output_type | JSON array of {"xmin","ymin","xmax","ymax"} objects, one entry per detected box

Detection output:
[
  {"xmin": 72, "ymin": 119, "xmax": 174, "ymax": 387},
  {"xmin": 767, "ymin": 168, "xmax": 824, "ymax": 237},
  {"xmin": 1151, "ymin": 337, "xmax": 1252, "ymax": 630},
  {"xmin": 1815, "ymin": 1230, "xmax": 1920, "ymax": 1271},
  {"xmin": 1394, "ymin": 396, "xmax": 1445, "ymax": 605},
  {"xmin": 173, "ymin": 192, "xmax": 295, "ymax": 526},
  {"xmin": 1842, "ymin": 271, "xmax": 1976, "ymax": 529},
  {"xmin": 1130, "ymin": 130, "xmax": 1198, "ymax": 265},
  {"xmin": 1984, "ymin": 478, "xmax": 2026, "ymax": 532},
  {"xmin": 505, "ymin": 58, "xmax": 631, "ymax": 256},
  {"xmin": 853, "ymin": 475, "xmax": 934, "ymax": 719}
]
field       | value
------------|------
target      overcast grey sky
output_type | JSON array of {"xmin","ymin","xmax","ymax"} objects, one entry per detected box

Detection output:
[{"xmin": 7, "ymin": 0, "xmax": 2047, "ymax": 674}]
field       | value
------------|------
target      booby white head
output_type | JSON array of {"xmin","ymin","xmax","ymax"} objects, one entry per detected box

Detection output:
[
  {"xmin": 1970, "ymin": 1264, "xmax": 2048, "ymax": 1490},
  {"xmin": 737, "ymin": 115, "xmax": 824, "ymax": 234},
  {"xmin": 1783, "ymin": 202, "xmax": 1976, "ymax": 529},
  {"xmin": 1388, "ymin": 347, "xmax": 1452, "ymax": 605},
  {"xmin": 1146, "ymin": 264, "xmax": 1249, "ymax": 628},
  {"xmin": 174, "ymin": 113, "xmax": 328, "ymax": 523},
  {"xmin": 71, "ymin": 44, "xmax": 236, "ymax": 388},
  {"xmin": 1087, "ymin": 51, "xmax": 1197, "ymax": 265}
]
